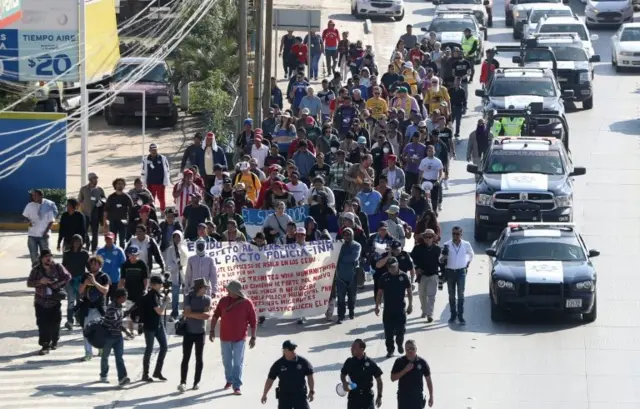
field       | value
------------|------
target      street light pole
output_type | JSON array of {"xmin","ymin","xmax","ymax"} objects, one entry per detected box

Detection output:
[
  {"xmin": 253, "ymin": 0, "xmax": 264, "ymax": 125},
  {"xmin": 79, "ymin": 0, "xmax": 89, "ymax": 185},
  {"xmin": 262, "ymin": 0, "xmax": 274, "ymax": 115},
  {"xmin": 239, "ymin": 0, "xmax": 249, "ymax": 124}
]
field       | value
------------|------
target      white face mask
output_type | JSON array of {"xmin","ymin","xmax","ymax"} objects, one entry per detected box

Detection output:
[
  {"xmin": 383, "ymin": 147, "xmax": 390, "ymax": 154},
  {"xmin": 137, "ymin": 199, "xmax": 143, "ymax": 206},
  {"xmin": 330, "ymin": 147, "xmax": 337, "ymax": 153}
]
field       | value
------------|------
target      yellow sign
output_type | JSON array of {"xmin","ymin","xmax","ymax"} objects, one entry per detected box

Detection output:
[{"xmin": 85, "ymin": 0, "xmax": 120, "ymax": 83}]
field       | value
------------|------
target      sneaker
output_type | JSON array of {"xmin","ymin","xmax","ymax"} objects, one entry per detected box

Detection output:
[
  {"xmin": 427, "ymin": 316, "xmax": 434, "ymax": 323},
  {"xmin": 153, "ymin": 373, "xmax": 168, "ymax": 381},
  {"xmin": 50, "ymin": 344, "xmax": 57, "ymax": 350},
  {"xmin": 38, "ymin": 348, "xmax": 50, "ymax": 356},
  {"xmin": 336, "ymin": 319, "xmax": 343, "ymax": 324},
  {"xmin": 448, "ymin": 316, "xmax": 456, "ymax": 323},
  {"xmin": 224, "ymin": 382, "xmax": 232, "ymax": 390},
  {"xmin": 65, "ymin": 322, "xmax": 73, "ymax": 330},
  {"xmin": 397, "ymin": 344, "xmax": 405, "ymax": 354},
  {"xmin": 193, "ymin": 384, "xmax": 200, "ymax": 391},
  {"xmin": 421, "ymin": 313, "xmax": 426, "ymax": 318},
  {"xmin": 82, "ymin": 353, "xmax": 92, "ymax": 361},
  {"xmin": 458, "ymin": 316, "xmax": 466, "ymax": 325},
  {"xmin": 168, "ymin": 316, "xmax": 176, "ymax": 323},
  {"xmin": 348, "ymin": 312, "xmax": 355, "ymax": 320},
  {"xmin": 297, "ymin": 318, "xmax": 305, "ymax": 325},
  {"xmin": 386, "ymin": 351, "xmax": 394, "ymax": 358},
  {"xmin": 233, "ymin": 388, "xmax": 242, "ymax": 395},
  {"xmin": 99, "ymin": 376, "xmax": 109, "ymax": 383},
  {"xmin": 258, "ymin": 316, "xmax": 266, "ymax": 326},
  {"xmin": 178, "ymin": 383, "xmax": 187, "ymax": 393},
  {"xmin": 118, "ymin": 377, "xmax": 131, "ymax": 387},
  {"xmin": 142, "ymin": 375, "xmax": 154, "ymax": 382}
]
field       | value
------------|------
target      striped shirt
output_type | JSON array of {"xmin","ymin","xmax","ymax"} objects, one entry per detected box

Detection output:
[
  {"xmin": 328, "ymin": 161, "xmax": 352, "ymax": 191},
  {"xmin": 103, "ymin": 301, "xmax": 125, "ymax": 336},
  {"xmin": 174, "ymin": 182, "xmax": 201, "ymax": 217}
]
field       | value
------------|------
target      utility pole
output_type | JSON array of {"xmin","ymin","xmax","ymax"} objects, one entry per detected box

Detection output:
[
  {"xmin": 253, "ymin": 0, "xmax": 264, "ymax": 125},
  {"xmin": 239, "ymin": 0, "xmax": 249, "ymax": 124},
  {"xmin": 79, "ymin": 0, "xmax": 89, "ymax": 185},
  {"xmin": 262, "ymin": 0, "xmax": 273, "ymax": 116}
]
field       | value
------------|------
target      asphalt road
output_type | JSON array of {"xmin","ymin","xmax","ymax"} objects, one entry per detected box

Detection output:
[{"xmin": 0, "ymin": 1, "xmax": 639, "ymax": 408}]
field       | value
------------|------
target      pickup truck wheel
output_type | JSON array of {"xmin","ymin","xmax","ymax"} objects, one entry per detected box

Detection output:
[
  {"xmin": 582, "ymin": 295, "xmax": 597, "ymax": 323},
  {"xmin": 583, "ymin": 96, "xmax": 593, "ymax": 110},
  {"xmin": 513, "ymin": 29, "xmax": 521, "ymax": 40},
  {"xmin": 162, "ymin": 110, "xmax": 179, "ymax": 128},
  {"xmin": 505, "ymin": 14, "xmax": 513, "ymax": 27},
  {"xmin": 474, "ymin": 222, "xmax": 488, "ymax": 242},
  {"xmin": 105, "ymin": 109, "xmax": 123, "ymax": 126},
  {"xmin": 490, "ymin": 296, "xmax": 506, "ymax": 322}
]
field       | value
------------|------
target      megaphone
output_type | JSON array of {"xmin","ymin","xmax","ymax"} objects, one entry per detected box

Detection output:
[{"xmin": 335, "ymin": 382, "xmax": 357, "ymax": 397}]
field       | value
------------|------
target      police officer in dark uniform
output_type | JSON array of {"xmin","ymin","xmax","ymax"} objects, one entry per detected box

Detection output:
[
  {"xmin": 391, "ymin": 339, "xmax": 434, "ymax": 409},
  {"xmin": 375, "ymin": 257, "xmax": 413, "ymax": 358},
  {"xmin": 262, "ymin": 340, "xmax": 315, "ymax": 408},
  {"xmin": 340, "ymin": 339, "xmax": 384, "ymax": 409},
  {"xmin": 375, "ymin": 240, "xmax": 416, "ymax": 284}
]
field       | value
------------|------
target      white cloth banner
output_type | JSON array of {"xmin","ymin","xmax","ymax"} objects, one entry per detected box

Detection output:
[{"xmin": 185, "ymin": 240, "xmax": 342, "ymax": 319}]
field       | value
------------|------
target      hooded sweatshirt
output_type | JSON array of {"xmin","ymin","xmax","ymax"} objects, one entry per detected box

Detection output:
[
  {"xmin": 304, "ymin": 216, "xmax": 330, "ymax": 242},
  {"xmin": 336, "ymin": 235, "xmax": 362, "ymax": 282}
]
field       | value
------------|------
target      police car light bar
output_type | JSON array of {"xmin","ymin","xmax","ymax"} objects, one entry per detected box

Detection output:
[
  {"xmin": 533, "ymin": 33, "xmax": 580, "ymax": 40},
  {"xmin": 498, "ymin": 137, "xmax": 553, "ymax": 145},
  {"xmin": 508, "ymin": 222, "xmax": 575, "ymax": 230}
]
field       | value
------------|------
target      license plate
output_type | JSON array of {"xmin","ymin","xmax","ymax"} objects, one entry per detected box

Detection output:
[
  {"xmin": 135, "ymin": 111, "xmax": 146, "ymax": 116},
  {"xmin": 566, "ymin": 299, "xmax": 582, "ymax": 308}
]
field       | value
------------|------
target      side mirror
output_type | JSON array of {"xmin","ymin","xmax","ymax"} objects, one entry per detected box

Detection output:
[
  {"xmin": 483, "ymin": 0, "xmax": 490, "ymax": 4},
  {"xmin": 588, "ymin": 249, "xmax": 600, "ymax": 258},
  {"xmin": 421, "ymin": 27, "xmax": 428, "ymax": 32},
  {"xmin": 485, "ymin": 249, "xmax": 497, "ymax": 257},
  {"xmin": 433, "ymin": 0, "xmax": 440, "ymax": 4},
  {"xmin": 562, "ymin": 89, "xmax": 575, "ymax": 99},
  {"xmin": 467, "ymin": 163, "xmax": 479, "ymax": 174},
  {"xmin": 570, "ymin": 166, "xmax": 586, "ymax": 177},
  {"xmin": 589, "ymin": 54, "xmax": 601, "ymax": 63},
  {"xmin": 475, "ymin": 89, "xmax": 485, "ymax": 97},
  {"xmin": 512, "ymin": 56, "xmax": 522, "ymax": 64},
  {"xmin": 590, "ymin": 34, "xmax": 599, "ymax": 41}
]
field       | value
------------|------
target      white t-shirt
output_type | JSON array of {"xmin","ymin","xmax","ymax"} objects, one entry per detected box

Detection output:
[
  {"xmin": 23, "ymin": 202, "xmax": 55, "ymax": 237},
  {"xmin": 251, "ymin": 144, "xmax": 270, "ymax": 169},
  {"xmin": 419, "ymin": 156, "xmax": 443, "ymax": 181},
  {"xmin": 286, "ymin": 182, "xmax": 310, "ymax": 204}
]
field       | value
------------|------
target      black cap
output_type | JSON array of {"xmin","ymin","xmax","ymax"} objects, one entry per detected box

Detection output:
[
  {"xmin": 282, "ymin": 340, "xmax": 297, "ymax": 350},
  {"xmin": 115, "ymin": 288, "xmax": 128, "ymax": 298},
  {"xmin": 378, "ymin": 221, "xmax": 388, "ymax": 229},
  {"xmin": 223, "ymin": 177, "xmax": 232, "ymax": 184},
  {"xmin": 213, "ymin": 164, "xmax": 223, "ymax": 171},
  {"xmin": 150, "ymin": 275, "xmax": 164, "ymax": 285},
  {"xmin": 390, "ymin": 240, "xmax": 402, "ymax": 249},
  {"xmin": 387, "ymin": 257, "xmax": 398, "ymax": 266}
]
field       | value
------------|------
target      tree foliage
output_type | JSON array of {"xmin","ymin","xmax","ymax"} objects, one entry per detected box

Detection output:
[{"xmin": 188, "ymin": 70, "xmax": 235, "ymax": 146}]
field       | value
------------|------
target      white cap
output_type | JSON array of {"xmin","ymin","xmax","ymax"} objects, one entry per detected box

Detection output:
[{"xmin": 418, "ymin": 121, "xmax": 427, "ymax": 127}]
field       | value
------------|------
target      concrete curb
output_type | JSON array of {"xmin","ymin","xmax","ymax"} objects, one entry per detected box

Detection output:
[{"xmin": 0, "ymin": 222, "xmax": 60, "ymax": 232}]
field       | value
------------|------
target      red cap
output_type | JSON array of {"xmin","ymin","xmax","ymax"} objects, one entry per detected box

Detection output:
[
  {"xmin": 139, "ymin": 205, "xmax": 152, "ymax": 213},
  {"xmin": 305, "ymin": 116, "xmax": 315, "ymax": 126},
  {"xmin": 183, "ymin": 169, "xmax": 193, "ymax": 176},
  {"xmin": 388, "ymin": 154, "xmax": 397, "ymax": 161},
  {"xmin": 206, "ymin": 132, "xmax": 215, "ymax": 140},
  {"xmin": 268, "ymin": 165, "xmax": 280, "ymax": 173},
  {"xmin": 273, "ymin": 181, "xmax": 285, "ymax": 189},
  {"xmin": 104, "ymin": 232, "xmax": 115, "ymax": 239}
]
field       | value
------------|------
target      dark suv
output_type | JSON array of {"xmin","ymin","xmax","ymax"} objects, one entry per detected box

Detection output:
[
  {"xmin": 467, "ymin": 136, "xmax": 586, "ymax": 241},
  {"xmin": 105, "ymin": 57, "xmax": 179, "ymax": 127},
  {"xmin": 475, "ymin": 67, "xmax": 573, "ymax": 135}
]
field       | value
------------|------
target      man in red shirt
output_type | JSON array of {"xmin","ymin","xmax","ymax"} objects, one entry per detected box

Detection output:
[
  {"xmin": 290, "ymin": 37, "xmax": 309, "ymax": 69},
  {"xmin": 210, "ymin": 280, "xmax": 257, "ymax": 395},
  {"xmin": 322, "ymin": 20, "xmax": 340, "ymax": 75}
]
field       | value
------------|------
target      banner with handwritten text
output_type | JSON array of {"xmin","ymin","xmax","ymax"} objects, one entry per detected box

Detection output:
[
  {"xmin": 185, "ymin": 240, "xmax": 342, "ymax": 319},
  {"xmin": 242, "ymin": 206, "xmax": 310, "ymax": 237}
]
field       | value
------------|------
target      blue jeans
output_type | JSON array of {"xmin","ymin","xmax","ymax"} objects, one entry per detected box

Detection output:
[
  {"xmin": 310, "ymin": 53, "xmax": 321, "ymax": 78},
  {"xmin": 452, "ymin": 105, "xmax": 464, "ymax": 136},
  {"xmin": 446, "ymin": 268, "xmax": 467, "ymax": 316},
  {"xmin": 143, "ymin": 323, "xmax": 168, "ymax": 376},
  {"xmin": 221, "ymin": 340, "xmax": 246, "ymax": 389},
  {"xmin": 27, "ymin": 236, "xmax": 49, "ymax": 266},
  {"xmin": 64, "ymin": 276, "xmax": 81, "ymax": 323},
  {"xmin": 100, "ymin": 335, "xmax": 127, "ymax": 381},
  {"xmin": 336, "ymin": 278, "xmax": 357, "ymax": 319},
  {"xmin": 84, "ymin": 308, "xmax": 102, "ymax": 355},
  {"xmin": 171, "ymin": 276, "xmax": 181, "ymax": 318}
]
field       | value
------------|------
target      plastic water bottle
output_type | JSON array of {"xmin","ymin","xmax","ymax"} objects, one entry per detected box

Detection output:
[
  {"xmin": 349, "ymin": 382, "xmax": 358, "ymax": 391},
  {"xmin": 365, "ymin": 271, "xmax": 374, "ymax": 283}
]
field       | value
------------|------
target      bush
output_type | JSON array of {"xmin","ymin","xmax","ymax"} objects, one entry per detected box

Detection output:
[
  {"xmin": 31, "ymin": 188, "xmax": 67, "ymax": 215},
  {"xmin": 188, "ymin": 70, "xmax": 235, "ymax": 147}
]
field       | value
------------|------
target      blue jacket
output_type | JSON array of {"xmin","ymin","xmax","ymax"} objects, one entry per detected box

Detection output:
[
  {"xmin": 96, "ymin": 244, "xmax": 126, "ymax": 284},
  {"xmin": 293, "ymin": 150, "xmax": 316, "ymax": 179},
  {"xmin": 336, "ymin": 240, "xmax": 361, "ymax": 281},
  {"xmin": 202, "ymin": 145, "xmax": 228, "ymax": 175},
  {"xmin": 356, "ymin": 190, "xmax": 382, "ymax": 216}
]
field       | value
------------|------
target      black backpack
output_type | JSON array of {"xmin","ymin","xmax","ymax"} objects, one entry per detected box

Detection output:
[{"xmin": 83, "ymin": 319, "xmax": 108, "ymax": 349}]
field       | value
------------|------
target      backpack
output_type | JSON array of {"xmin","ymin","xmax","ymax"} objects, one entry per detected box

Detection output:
[{"xmin": 83, "ymin": 319, "xmax": 109, "ymax": 349}]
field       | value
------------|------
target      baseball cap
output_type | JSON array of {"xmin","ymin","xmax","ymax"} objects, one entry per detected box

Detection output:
[
  {"xmin": 378, "ymin": 221, "xmax": 388, "ymax": 229},
  {"xmin": 223, "ymin": 177, "xmax": 232, "ymax": 184},
  {"xmin": 386, "ymin": 205, "xmax": 400, "ymax": 214},
  {"xmin": 150, "ymin": 275, "xmax": 164, "ymax": 285},
  {"xmin": 183, "ymin": 169, "xmax": 193, "ymax": 176},
  {"xmin": 342, "ymin": 212, "xmax": 356, "ymax": 222},
  {"xmin": 387, "ymin": 257, "xmax": 398, "ymax": 266},
  {"xmin": 282, "ymin": 340, "xmax": 297, "ymax": 350},
  {"xmin": 126, "ymin": 246, "xmax": 140, "ymax": 255},
  {"xmin": 104, "ymin": 232, "xmax": 115, "ymax": 240},
  {"xmin": 88, "ymin": 172, "xmax": 98, "ymax": 179},
  {"xmin": 357, "ymin": 136, "xmax": 367, "ymax": 144},
  {"xmin": 149, "ymin": 143, "xmax": 158, "ymax": 150},
  {"xmin": 390, "ymin": 240, "xmax": 402, "ymax": 249},
  {"xmin": 139, "ymin": 204, "xmax": 152, "ymax": 213},
  {"xmin": 301, "ymin": 108, "xmax": 310, "ymax": 115},
  {"xmin": 296, "ymin": 227, "xmax": 306, "ymax": 235}
]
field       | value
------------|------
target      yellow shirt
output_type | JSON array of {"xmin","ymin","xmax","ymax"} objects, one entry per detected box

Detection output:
[
  {"xmin": 366, "ymin": 98, "xmax": 389, "ymax": 120},
  {"xmin": 234, "ymin": 172, "xmax": 261, "ymax": 203},
  {"xmin": 426, "ymin": 87, "xmax": 450, "ymax": 113},
  {"xmin": 403, "ymin": 69, "xmax": 419, "ymax": 95}
]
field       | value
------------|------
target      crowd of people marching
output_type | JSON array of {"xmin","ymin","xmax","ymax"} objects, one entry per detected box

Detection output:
[{"xmin": 20, "ymin": 19, "xmax": 492, "ymax": 407}]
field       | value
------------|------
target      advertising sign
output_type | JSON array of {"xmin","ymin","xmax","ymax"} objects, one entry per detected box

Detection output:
[
  {"xmin": 0, "ymin": 0, "xmax": 22, "ymax": 29},
  {"xmin": 185, "ymin": 240, "xmax": 341, "ymax": 319},
  {"xmin": 0, "ymin": 0, "xmax": 78, "ymax": 81}
]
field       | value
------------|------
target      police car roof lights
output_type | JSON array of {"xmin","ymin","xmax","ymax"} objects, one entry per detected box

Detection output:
[
  {"xmin": 497, "ymin": 137, "xmax": 553, "ymax": 145},
  {"xmin": 507, "ymin": 222, "xmax": 575, "ymax": 231}
]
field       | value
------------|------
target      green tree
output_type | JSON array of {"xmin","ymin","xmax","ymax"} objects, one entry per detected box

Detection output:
[{"xmin": 188, "ymin": 70, "xmax": 236, "ymax": 145}]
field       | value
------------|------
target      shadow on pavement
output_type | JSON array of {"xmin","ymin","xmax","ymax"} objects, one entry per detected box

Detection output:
[
  {"xmin": 0, "ymin": 276, "xmax": 27, "ymax": 285},
  {"xmin": 608, "ymin": 119, "xmax": 640, "ymax": 135},
  {"xmin": 0, "ymin": 290, "xmax": 32, "ymax": 298},
  {"xmin": 256, "ymin": 318, "xmax": 335, "ymax": 338},
  {"xmin": 110, "ymin": 388, "xmax": 230, "ymax": 409}
]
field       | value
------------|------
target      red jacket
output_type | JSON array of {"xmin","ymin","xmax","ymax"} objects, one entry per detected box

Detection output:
[
  {"xmin": 291, "ymin": 44, "xmax": 309, "ymax": 65},
  {"xmin": 480, "ymin": 60, "xmax": 497, "ymax": 85}
]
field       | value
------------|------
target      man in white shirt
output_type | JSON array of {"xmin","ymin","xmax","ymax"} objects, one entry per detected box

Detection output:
[
  {"xmin": 286, "ymin": 171, "xmax": 309, "ymax": 205},
  {"xmin": 418, "ymin": 145, "xmax": 444, "ymax": 215},
  {"xmin": 23, "ymin": 189, "xmax": 58, "ymax": 266},
  {"xmin": 250, "ymin": 135, "xmax": 270, "ymax": 169},
  {"xmin": 439, "ymin": 226, "xmax": 474, "ymax": 324}
]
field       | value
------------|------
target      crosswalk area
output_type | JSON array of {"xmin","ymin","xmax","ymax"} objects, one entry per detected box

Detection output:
[{"xmin": 0, "ymin": 325, "xmax": 174, "ymax": 409}]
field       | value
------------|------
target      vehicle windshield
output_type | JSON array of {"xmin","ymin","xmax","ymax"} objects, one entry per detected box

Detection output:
[
  {"xmin": 518, "ymin": 0, "xmax": 560, "ymax": 4},
  {"xmin": 440, "ymin": 0, "xmax": 482, "ymax": 4},
  {"xmin": 114, "ymin": 63, "xmax": 169, "ymax": 83},
  {"xmin": 530, "ymin": 9, "xmax": 572, "ymax": 23},
  {"xmin": 491, "ymin": 78, "xmax": 556, "ymax": 97},
  {"xmin": 620, "ymin": 27, "xmax": 640, "ymax": 42},
  {"xmin": 539, "ymin": 24, "xmax": 588, "ymax": 41},
  {"xmin": 526, "ymin": 45, "xmax": 587, "ymax": 62},
  {"xmin": 501, "ymin": 237, "xmax": 586, "ymax": 261},
  {"xmin": 485, "ymin": 150, "xmax": 565, "ymax": 175},
  {"xmin": 431, "ymin": 19, "xmax": 476, "ymax": 32}
]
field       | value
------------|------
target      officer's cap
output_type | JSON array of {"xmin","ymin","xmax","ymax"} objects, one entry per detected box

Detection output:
[
  {"xmin": 387, "ymin": 257, "xmax": 399, "ymax": 266},
  {"xmin": 282, "ymin": 340, "xmax": 297, "ymax": 350},
  {"xmin": 390, "ymin": 241, "xmax": 402, "ymax": 249}
]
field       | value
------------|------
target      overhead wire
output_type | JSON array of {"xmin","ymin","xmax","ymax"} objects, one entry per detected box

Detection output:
[{"xmin": 0, "ymin": 0, "xmax": 219, "ymax": 180}]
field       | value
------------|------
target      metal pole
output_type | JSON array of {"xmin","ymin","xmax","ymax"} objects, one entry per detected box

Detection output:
[
  {"xmin": 262, "ymin": 0, "xmax": 273, "ymax": 114},
  {"xmin": 307, "ymin": 15, "xmax": 312, "ymax": 81},
  {"xmin": 142, "ymin": 91, "xmax": 146, "ymax": 157},
  {"xmin": 79, "ymin": 0, "xmax": 89, "ymax": 185},
  {"xmin": 239, "ymin": 0, "xmax": 249, "ymax": 122},
  {"xmin": 274, "ymin": 10, "xmax": 278, "ymax": 81},
  {"xmin": 253, "ymin": 0, "xmax": 264, "ymax": 124}
]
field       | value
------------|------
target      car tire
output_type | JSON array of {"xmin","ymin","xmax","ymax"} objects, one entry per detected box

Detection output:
[
  {"xmin": 474, "ymin": 222, "xmax": 488, "ymax": 242},
  {"xmin": 513, "ymin": 29, "xmax": 521, "ymax": 40},
  {"xmin": 397, "ymin": 9, "xmax": 405, "ymax": 21},
  {"xmin": 582, "ymin": 294, "xmax": 597, "ymax": 323},
  {"xmin": 583, "ymin": 96, "xmax": 593, "ymax": 110},
  {"xmin": 490, "ymin": 296, "xmax": 506, "ymax": 322},
  {"xmin": 162, "ymin": 109, "xmax": 179, "ymax": 128},
  {"xmin": 505, "ymin": 15, "xmax": 513, "ymax": 27}
]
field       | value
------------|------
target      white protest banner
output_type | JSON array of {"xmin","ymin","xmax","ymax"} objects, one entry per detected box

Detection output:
[{"xmin": 185, "ymin": 240, "xmax": 342, "ymax": 319}]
